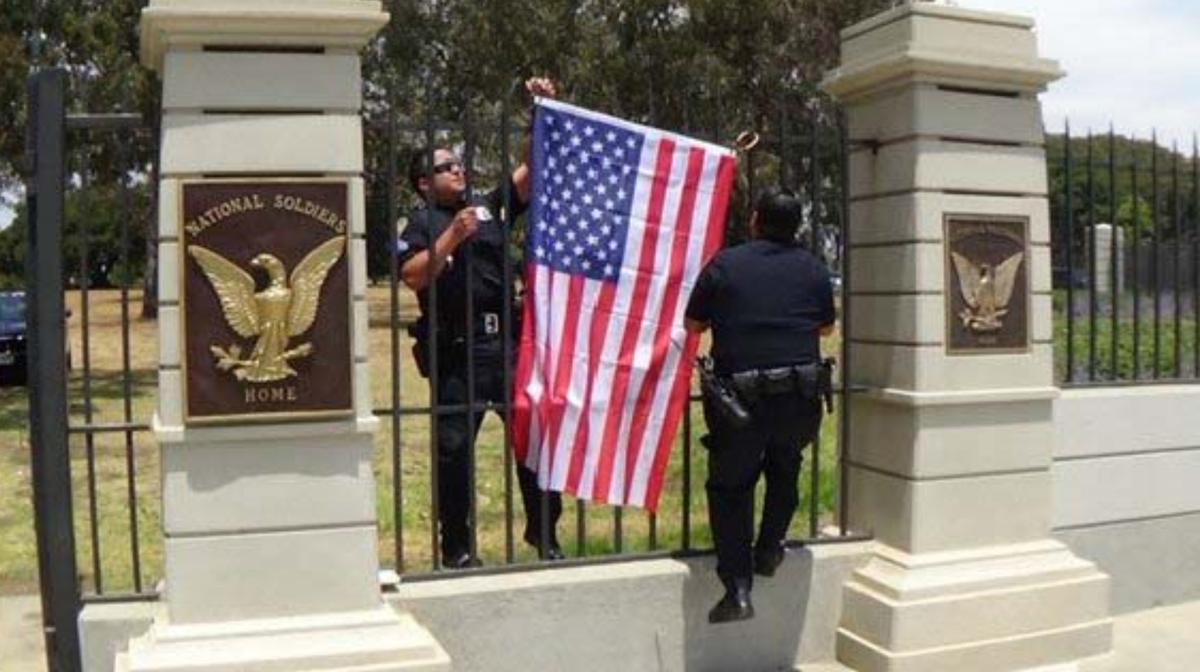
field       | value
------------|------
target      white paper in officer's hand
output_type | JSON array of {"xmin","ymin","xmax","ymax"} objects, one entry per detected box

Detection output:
[{"xmin": 474, "ymin": 206, "xmax": 494, "ymax": 223}]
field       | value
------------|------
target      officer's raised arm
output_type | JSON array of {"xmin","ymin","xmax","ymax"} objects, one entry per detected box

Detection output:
[{"xmin": 510, "ymin": 77, "xmax": 559, "ymax": 206}]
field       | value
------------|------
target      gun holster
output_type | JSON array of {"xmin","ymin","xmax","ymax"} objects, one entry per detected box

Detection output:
[
  {"xmin": 407, "ymin": 317, "xmax": 432, "ymax": 379},
  {"xmin": 698, "ymin": 356, "xmax": 752, "ymax": 429}
]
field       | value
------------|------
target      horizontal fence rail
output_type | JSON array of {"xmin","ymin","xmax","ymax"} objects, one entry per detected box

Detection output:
[{"xmin": 1051, "ymin": 123, "xmax": 1200, "ymax": 386}]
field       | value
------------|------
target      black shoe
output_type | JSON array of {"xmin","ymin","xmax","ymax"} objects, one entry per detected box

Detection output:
[
  {"xmin": 754, "ymin": 545, "xmax": 786, "ymax": 577},
  {"xmin": 441, "ymin": 551, "xmax": 483, "ymax": 570},
  {"xmin": 708, "ymin": 584, "xmax": 754, "ymax": 624},
  {"xmin": 523, "ymin": 532, "xmax": 566, "ymax": 561}
]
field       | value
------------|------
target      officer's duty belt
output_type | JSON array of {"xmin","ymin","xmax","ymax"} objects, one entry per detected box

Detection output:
[{"xmin": 728, "ymin": 361, "xmax": 833, "ymax": 409}]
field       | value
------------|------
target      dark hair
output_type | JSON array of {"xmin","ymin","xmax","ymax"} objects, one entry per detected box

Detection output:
[
  {"xmin": 754, "ymin": 187, "xmax": 802, "ymax": 243},
  {"xmin": 407, "ymin": 147, "xmax": 435, "ymax": 195}
]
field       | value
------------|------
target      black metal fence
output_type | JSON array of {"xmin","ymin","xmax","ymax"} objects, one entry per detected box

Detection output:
[
  {"xmin": 23, "ymin": 65, "xmax": 858, "ymax": 641},
  {"xmin": 1050, "ymin": 124, "xmax": 1200, "ymax": 384},
  {"xmin": 364, "ymin": 86, "xmax": 857, "ymax": 578}
]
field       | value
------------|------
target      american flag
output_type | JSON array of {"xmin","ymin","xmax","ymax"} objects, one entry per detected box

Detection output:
[{"xmin": 512, "ymin": 99, "xmax": 736, "ymax": 511}]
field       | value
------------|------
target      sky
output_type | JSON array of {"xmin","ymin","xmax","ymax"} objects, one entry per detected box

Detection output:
[
  {"xmin": 964, "ymin": 0, "xmax": 1200, "ymax": 148},
  {"xmin": 2, "ymin": 0, "xmax": 1197, "ymax": 230}
]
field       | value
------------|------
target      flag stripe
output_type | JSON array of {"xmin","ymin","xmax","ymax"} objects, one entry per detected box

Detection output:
[
  {"xmin": 604, "ymin": 140, "xmax": 691, "ymax": 503},
  {"xmin": 626, "ymin": 151, "xmax": 727, "ymax": 505},
  {"xmin": 562, "ymin": 281, "xmax": 617, "ymax": 494},
  {"xmin": 512, "ymin": 261, "xmax": 541, "ymax": 462},
  {"xmin": 643, "ymin": 153, "xmax": 736, "ymax": 509},
  {"xmin": 624, "ymin": 148, "xmax": 721, "ymax": 506},
  {"xmin": 620, "ymin": 146, "xmax": 706, "ymax": 504},
  {"xmin": 541, "ymin": 273, "xmax": 586, "ymax": 487},
  {"xmin": 573, "ymin": 133, "xmax": 662, "ymax": 501},
  {"xmin": 525, "ymin": 263, "xmax": 554, "ymax": 470},
  {"xmin": 592, "ymin": 137, "xmax": 676, "ymax": 503}
]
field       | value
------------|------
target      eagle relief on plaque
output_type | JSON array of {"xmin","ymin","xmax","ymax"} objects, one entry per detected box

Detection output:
[
  {"xmin": 944, "ymin": 215, "xmax": 1030, "ymax": 354},
  {"xmin": 181, "ymin": 180, "xmax": 353, "ymax": 423}
]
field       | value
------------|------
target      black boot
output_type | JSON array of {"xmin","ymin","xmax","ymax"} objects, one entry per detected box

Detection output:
[
  {"xmin": 523, "ymin": 530, "xmax": 565, "ymax": 561},
  {"xmin": 708, "ymin": 578, "xmax": 754, "ymax": 624},
  {"xmin": 441, "ymin": 550, "xmax": 483, "ymax": 570},
  {"xmin": 754, "ymin": 543, "xmax": 786, "ymax": 577}
]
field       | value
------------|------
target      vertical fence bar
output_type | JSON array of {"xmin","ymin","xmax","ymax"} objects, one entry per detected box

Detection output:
[
  {"xmin": 386, "ymin": 86, "xmax": 404, "ymax": 573},
  {"xmin": 116, "ymin": 131, "xmax": 143, "ymax": 593},
  {"xmin": 1172, "ymin": 143, "xmax": 1182, "ymax": 377},
  {"xmin": 613, "ymin": 506, "xmax": 623, "ymax": 554},
  {"xmin": 648, "ymin": 512, "xmax": 657, "ymax": 551},
  {"xmin": 777, "ymin": 94, "xmax": 788, "ymax": 189},
  {"xmin": 1086, "ymin": 131, "xmax": 1097, "ymax": 380},
  {"xmin": 26, "ymin": 67, "xmax": 83, "ymax": 672},
  {"xmin": 462, "ymin": 106, "xmax": 479, "ymax": 561},
  {"xmin": 1109, "ymin": 126, "xmax": 1118, "ymax": 380},
  {"xmin": 75, "ymin": 134, "xmax": 103, "ymax": 594},
  {"xmin": 1153, "ymin": 131, "xmax": 1162, "ymax": 378},
  {"xmin": 1193, "ymin": 136, "xmax": 1199, "ymax": 378},
  {"xmin": 500, "ymin": 93, "xmax": 516, "ymax": 564},
  {"xmin": 681, "ymin": 398, "xmax": 692, "ymax": 550},
  {"xmin": 808, "ymin": 106, "xmax": 821, "ymax": 538},
  {"xmin": 1064, "ymin": 121, "xmax": 1075, "ymax": 382},
  {"xmin": 423, "ymin": 82, "xmax": 441, "ymax": 571},
  {"xmin": 1132, "ymin": 145, "xmax": 1142, "ymax": 379},
  {"xmin": 576, "ymin": 500, "xmax": 586, "ymax": 557},
  {"xmin": 837, "ymin": 110, "xmax": 851, "ymax": 536}
]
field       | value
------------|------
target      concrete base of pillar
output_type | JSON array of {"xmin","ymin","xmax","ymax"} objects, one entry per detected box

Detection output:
[
  {"xmin": 837, "ymin": 541, "xmax": 1112, "ymax": 672},
  {"xmin": 115, "ymin": 606, "xmax": 451, "ymax": 672}
]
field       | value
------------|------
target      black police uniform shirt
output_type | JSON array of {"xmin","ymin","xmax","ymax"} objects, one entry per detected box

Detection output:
[
  {"xmin": 685, "ymin": 238, "xmax": 834, "ymax": 376},
  {"xmin": 397, "ymin": 180, "xmax": 526, "ymax": 341}
]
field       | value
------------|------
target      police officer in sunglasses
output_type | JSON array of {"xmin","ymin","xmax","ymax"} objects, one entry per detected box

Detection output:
[{"xmin": 397, "ymin": 78, "xmax": 563, "ymax": 569}]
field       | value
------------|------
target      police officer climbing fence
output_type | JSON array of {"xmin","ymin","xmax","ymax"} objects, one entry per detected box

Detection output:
[
  {"xmin": 684, "ymin": 186, "xmax": 836, "ymax": 623},
  {"xmin": 397, "ymin": 78, "xmax": 564, "ymax": 570}
]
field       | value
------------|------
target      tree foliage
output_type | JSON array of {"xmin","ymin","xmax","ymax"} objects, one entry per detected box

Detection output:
[
  {"xmin": 1047, "ymin": 133, "xmax": 1199, "ymax": 244},
  {"xmin": 1, "ymin": 0, "xmax": 894, "ymax": 287}
]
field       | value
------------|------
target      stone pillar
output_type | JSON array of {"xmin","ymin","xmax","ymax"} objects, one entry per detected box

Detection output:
[
  {"xmin": 823, "ymin": 4, "xmax": 1112, "ymax": 671},
  {"xmin": 116, "ymin": 2, "xmax": 449, "ymax": 670}
]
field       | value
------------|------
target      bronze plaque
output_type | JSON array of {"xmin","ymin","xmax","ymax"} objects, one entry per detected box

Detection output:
[
  {"xmin": 944, "ymin": 215, "xmax": 1030, "ymax": 354},
  {"xmin": 180, "ymin": 180, "xmax": 353, "ymax": 423}
]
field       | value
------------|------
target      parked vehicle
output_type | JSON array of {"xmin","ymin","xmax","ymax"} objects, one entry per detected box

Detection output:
[{"xmin": 0, "ymin": 291, "xmax": 28, "ymax": 386}]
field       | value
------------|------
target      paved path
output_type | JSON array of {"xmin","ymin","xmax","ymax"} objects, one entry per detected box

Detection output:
[
  {"xmin": 0, "ymin": 595, "xmax": 44, "ymax": 672},
  {"xmin": 4, "ymin": 595, "xmax": 1199, "ymax": 671},
  {"xmin": 1080, "ymin": 600, "xmax": 1200, "ymax": 672}
]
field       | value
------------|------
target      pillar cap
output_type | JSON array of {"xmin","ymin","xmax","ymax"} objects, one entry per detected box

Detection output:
[
  {"xmin": 822, "ymin": 3, "xmax": 1064, "ymax": 102},
  {"xmin": 139, "ymin": 0, "xmax": 388, "ymax": 72}
]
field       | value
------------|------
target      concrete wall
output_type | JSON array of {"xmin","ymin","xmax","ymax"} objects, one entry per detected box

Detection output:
[
  {"xmin": 1053, "ymin": 385, "xmax": 1200, "ymax": 613},
  {"xmin": 80, "ymin": 542, "xmax": 870, "ymax": 672}
]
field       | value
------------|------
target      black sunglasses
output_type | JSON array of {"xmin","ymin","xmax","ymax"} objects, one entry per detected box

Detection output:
[{"xmin": 432, "ymin": 159, "xmax": 463, "ymax": 175}]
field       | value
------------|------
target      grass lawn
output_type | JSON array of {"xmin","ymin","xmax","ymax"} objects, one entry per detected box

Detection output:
[
  {"xmin": 1052, "ymin": 290, "xmax": 1200, "ymax": 382},
  {"xmin": 0, "ymin": 287, "xmax": 845, "ymax": 596}
]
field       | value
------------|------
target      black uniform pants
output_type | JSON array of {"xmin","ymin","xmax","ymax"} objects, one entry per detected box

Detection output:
[
  {"xmin": 703, "ymin": 390, "xmax": 822, "ymax": 588},
  {"xmin": 434, "ymin": 340, "xmax": 563, "ymax": 559}
]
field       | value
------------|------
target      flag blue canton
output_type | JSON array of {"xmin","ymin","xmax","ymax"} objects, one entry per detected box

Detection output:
[{"xmin": 529, "ymin": 106, "xmax": 645, "ymax": 282}]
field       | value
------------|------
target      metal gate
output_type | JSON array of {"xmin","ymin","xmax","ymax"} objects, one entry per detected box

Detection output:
[
  {"xmin": 22, "ymin": 67, "xmax": 857, "ymax": 671},
  {"xmin": 25, "ymin": 68, "xmax": 156, "ymax": 672}
]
